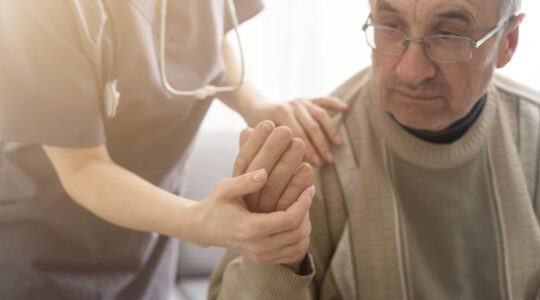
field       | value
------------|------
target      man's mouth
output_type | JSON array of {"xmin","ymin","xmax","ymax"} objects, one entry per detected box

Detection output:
[{"xmin": 395, "ymin": 89, "xmax": 441, "ymax": 101}]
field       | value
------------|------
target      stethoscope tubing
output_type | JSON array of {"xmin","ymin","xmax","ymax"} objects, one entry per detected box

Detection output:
[{"xmin": 102, "ymin": 0, "xmax": 246, "ymax": 119}]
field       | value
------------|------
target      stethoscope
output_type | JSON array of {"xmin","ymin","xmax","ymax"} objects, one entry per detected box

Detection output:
[{"xmin": 103, "ymin": 0, "xmax": 246, "ymax": 119}]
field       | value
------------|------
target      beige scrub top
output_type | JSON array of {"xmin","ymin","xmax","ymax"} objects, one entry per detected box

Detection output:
[{"xmin": 0, "ymin": 0, "xmax": 263, "ymax": 299}]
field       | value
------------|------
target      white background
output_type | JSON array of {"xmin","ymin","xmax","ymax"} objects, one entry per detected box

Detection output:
[{"xmin": 202, "ymin": 0, "xmax": 540, "ymax": 132}]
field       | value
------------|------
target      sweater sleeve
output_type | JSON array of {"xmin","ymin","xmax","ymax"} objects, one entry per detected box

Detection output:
[{"xmin": 208, "ymin": 250, "xmax": 316, "ymax": 300}]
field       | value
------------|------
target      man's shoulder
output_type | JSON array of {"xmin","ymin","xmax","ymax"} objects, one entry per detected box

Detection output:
[
  {"xmin": 493, "ymin": 74, "xmax": 540, "ymax": 106},
  {"xmin": 329, "ymin": 67, "xmax": 373, "ymax": 105}
]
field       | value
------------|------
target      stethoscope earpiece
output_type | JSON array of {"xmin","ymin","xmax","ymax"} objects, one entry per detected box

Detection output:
[{"xmin": 104, "ymin": 80, "xmax": 120, "ymax": 119}]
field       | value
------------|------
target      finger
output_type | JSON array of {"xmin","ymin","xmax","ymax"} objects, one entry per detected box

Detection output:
[
  {"xmin": 279, "ymin": 108, "xmax": 322, "ymax": 166},
  {"xmin": 233, "ymin": 121, "xmax": 275, "ymax": 177},
  {"xmin": 258, "ymin": 138, "xmax": 305, "ymax": 213},
  {"xmin": 311, "ymin": 97, "xmax": 348, "ymax": 111},
  {"xmin": 216, "ymin": 169, "xmax": 267, "ymax": 199},
  {"xmin": 245, "ymin": 126, "xmax": 293, "ymax": 173},
  {"xmin": 276, "ymin": 162, "xmax": 313, "ymax": 211},
  {"xmin": 244, "ymin": 126, "xmax": 293, "ymax": 211},
  {"xmin": 305, "ymin": 100, "xmax": 343, "ymax": 146},
  {"xmin": 239, "ymin": 127, "xmax": 253, "ymax": 149},
  {"xmin": 247, "ymin": 185, "xmax": 314, "ymax": 236},
  {"xmin": 293, "ymin": 101, "xmax": 333, "ymax": 163}
]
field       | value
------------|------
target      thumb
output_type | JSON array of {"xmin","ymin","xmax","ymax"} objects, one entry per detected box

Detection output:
[{"xmin": 215, "ymin": 169, "xmax": 267, "ymax": 200}]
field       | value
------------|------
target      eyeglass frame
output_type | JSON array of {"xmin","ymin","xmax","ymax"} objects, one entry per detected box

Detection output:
[{"xmin": 361, "ymin": 14, "xmax": 513, "ymax": 63}]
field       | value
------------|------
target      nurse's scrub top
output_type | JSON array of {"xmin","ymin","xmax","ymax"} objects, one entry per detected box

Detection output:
[{"xmin": 0, "ymin": 0, "xmax": 263, "ymax": 299}]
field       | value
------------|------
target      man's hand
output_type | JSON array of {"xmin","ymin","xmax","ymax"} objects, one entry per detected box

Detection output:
[{"xmin": 233, "ymin": 121, "xmax": 313, "ymax": 213}]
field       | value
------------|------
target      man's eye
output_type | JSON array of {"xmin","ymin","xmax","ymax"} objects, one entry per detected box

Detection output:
[
  {"xmin": 438, "ymin": 31, "xmax": 459, "ymax": 37},
  {"xmin": 383, "ymin": 23, "xmax": 400, "ymax": 30}
]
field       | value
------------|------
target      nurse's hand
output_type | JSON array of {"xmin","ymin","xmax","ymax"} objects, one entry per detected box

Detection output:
[
  {"xmin": 194, "ymin": 168, "xmax": 314, "ymax": 267},
  {"xmin": 246, "ymin": 97, "xmax": 348, "ymax": 166}
]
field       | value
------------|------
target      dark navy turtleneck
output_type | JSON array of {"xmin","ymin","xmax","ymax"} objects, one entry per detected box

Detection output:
[{"xmin": 399, "ymin": 95, "xmax": 487, "ymax": 144}]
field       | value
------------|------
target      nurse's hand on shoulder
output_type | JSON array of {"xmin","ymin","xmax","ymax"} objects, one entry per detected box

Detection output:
[
  {"xmin": 195, "ymin": 168, "xmax": 313, "ymax": 267},
  {"xmin": 245, "ymin": 97, "xmax": 348, "ymax": 166}
]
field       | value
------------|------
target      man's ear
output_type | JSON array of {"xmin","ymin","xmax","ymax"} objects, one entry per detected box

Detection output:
[{"xmin": 497, "ymin": 13, "xmax": 525, "ymax": 68}]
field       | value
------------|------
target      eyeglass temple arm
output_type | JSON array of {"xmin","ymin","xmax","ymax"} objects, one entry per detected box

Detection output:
[
  {"xmin": 362, "ymin": 14, "xmax": 372, "ymax": 31},
  {"xmin": 472, "ymin": 15, "xmax": 515, "ymax": 48}
]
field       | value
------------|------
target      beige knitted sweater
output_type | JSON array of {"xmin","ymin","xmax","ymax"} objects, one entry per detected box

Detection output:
[{"xmin": 209, "ymin": 68, "xmax": 540, "ymax": 300}]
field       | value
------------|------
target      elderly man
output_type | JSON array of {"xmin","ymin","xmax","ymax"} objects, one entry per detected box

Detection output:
[{"xmin": 209, "ymin": 0, "xmax": 540, "ymax": 299}]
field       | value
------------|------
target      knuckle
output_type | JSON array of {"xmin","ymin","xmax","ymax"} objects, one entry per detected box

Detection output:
[
  {"xmin": 239, "ymin": 226, "xmax": 258, "ymax": 241},
  {"xmin": 262, "ymin": 180, "xmax": 281, "ymax": 199},
  {"xmin": 284, "ymin": 216, "xmax": 298, "ymax": 230},
  {"xmin": 262, "ymin": 142, "xmax": 278, "ymax": 157},
  {"xmin": 233, "ymin": 155, "xmax": 249, "ymax": 171},
  {"xmin": 306, "ymin": 121, "xmax": 320, "ymax": 132},
  {"xmin": 312, "ymin": 106, "xmax": 326, "ymax": 118},
  {"xmin": 288, "ymin": 176, "xmax": 303, "ymax": 189}
]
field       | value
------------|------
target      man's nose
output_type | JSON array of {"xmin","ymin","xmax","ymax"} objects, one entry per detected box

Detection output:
[{"xmin": 396, "ymin": 41, "xmax": 437, "ymax": 85}]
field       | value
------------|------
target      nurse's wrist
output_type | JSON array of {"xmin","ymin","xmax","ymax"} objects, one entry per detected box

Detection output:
[
  {"xmin": 220, "ymin": 81, "xmax": 270, "ymax": 126},
  {"xmin": 169, "ymin": 198, "xmax": 207, "ymax": 247}
]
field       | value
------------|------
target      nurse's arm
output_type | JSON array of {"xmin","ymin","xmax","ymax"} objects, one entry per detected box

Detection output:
[
  {"xmin": 42, "ymin": 144, "xmax": 203, "ymax": 239},
  {"xmin": 41, "ymin": 144, "xmax": 313, "ymax": 266}
]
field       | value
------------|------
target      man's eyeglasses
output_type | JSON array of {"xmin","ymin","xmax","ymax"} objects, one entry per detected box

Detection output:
[{"xmin": 361, "ymin": 15, "xmax": 511, "ymax": 64}]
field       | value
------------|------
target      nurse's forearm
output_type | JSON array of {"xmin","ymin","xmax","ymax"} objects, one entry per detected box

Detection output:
[
  {"xmin": 43, "ymin": 145, "xmax": 200, "ymax": 242},
  {"xmin": 64, "ymin": 159, "xmax": 199, "ymax": 239},
  {"xmin": 219, "ymin": 39, "xmax": 269, "ymax": 124}
]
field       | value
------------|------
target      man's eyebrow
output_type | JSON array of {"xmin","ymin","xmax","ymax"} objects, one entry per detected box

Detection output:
[
  {"xmin": 434, "ymin": 9, "xmax": 474, "ymax": 25},
  {"xmin": 375, "ymin": 0, "xmax": 401, "ymax": 13}
]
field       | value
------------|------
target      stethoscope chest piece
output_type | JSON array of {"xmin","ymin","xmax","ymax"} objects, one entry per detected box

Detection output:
[{"xmin": 104, "ymin": 80, "xmax": 120, "ymax": 119}]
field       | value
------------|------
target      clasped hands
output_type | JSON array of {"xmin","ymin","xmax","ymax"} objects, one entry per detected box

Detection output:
[{"xmin": 198, "ymin": 120, "xmax": 314, "ymax": 272}]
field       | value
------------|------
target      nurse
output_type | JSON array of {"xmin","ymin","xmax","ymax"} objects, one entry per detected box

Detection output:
[{"xmin": 0, "ymin": 0, "xmax": 345, "ymax": 299}]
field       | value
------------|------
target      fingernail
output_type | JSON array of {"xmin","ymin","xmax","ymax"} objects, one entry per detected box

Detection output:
[
  {"xmin": 275, "ymin": 127, "xmax": 290, "ymax": 139},
  {"xmin": 261, "ymin": 122, "xmax": 274, "ymax": 134},
  {"xmin": 335, "ymin": 135, "xmax": 342, "ymax": 145},
  {"xmin": 325, "ymin": 152, "xmax": 334, "ymax": 163},
  {"xmin": 298, "ymin": 163, "xmax": 311, "ymax": 174},
  {"xmin": 291, "ymin": 139, "xmax": 303, "ymax": 151},
  {"xmin": 252, "ymin": 169, "xmax": 267, "ymax": 183},
  {"xmin": 309, "ymin": 185, "xmax": 316, "ymax": 198}
]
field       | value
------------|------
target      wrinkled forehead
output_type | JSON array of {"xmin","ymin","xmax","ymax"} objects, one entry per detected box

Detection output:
[{"xmin": 369, "ymin": 0, "xmax": 501, "ymax": 26}]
